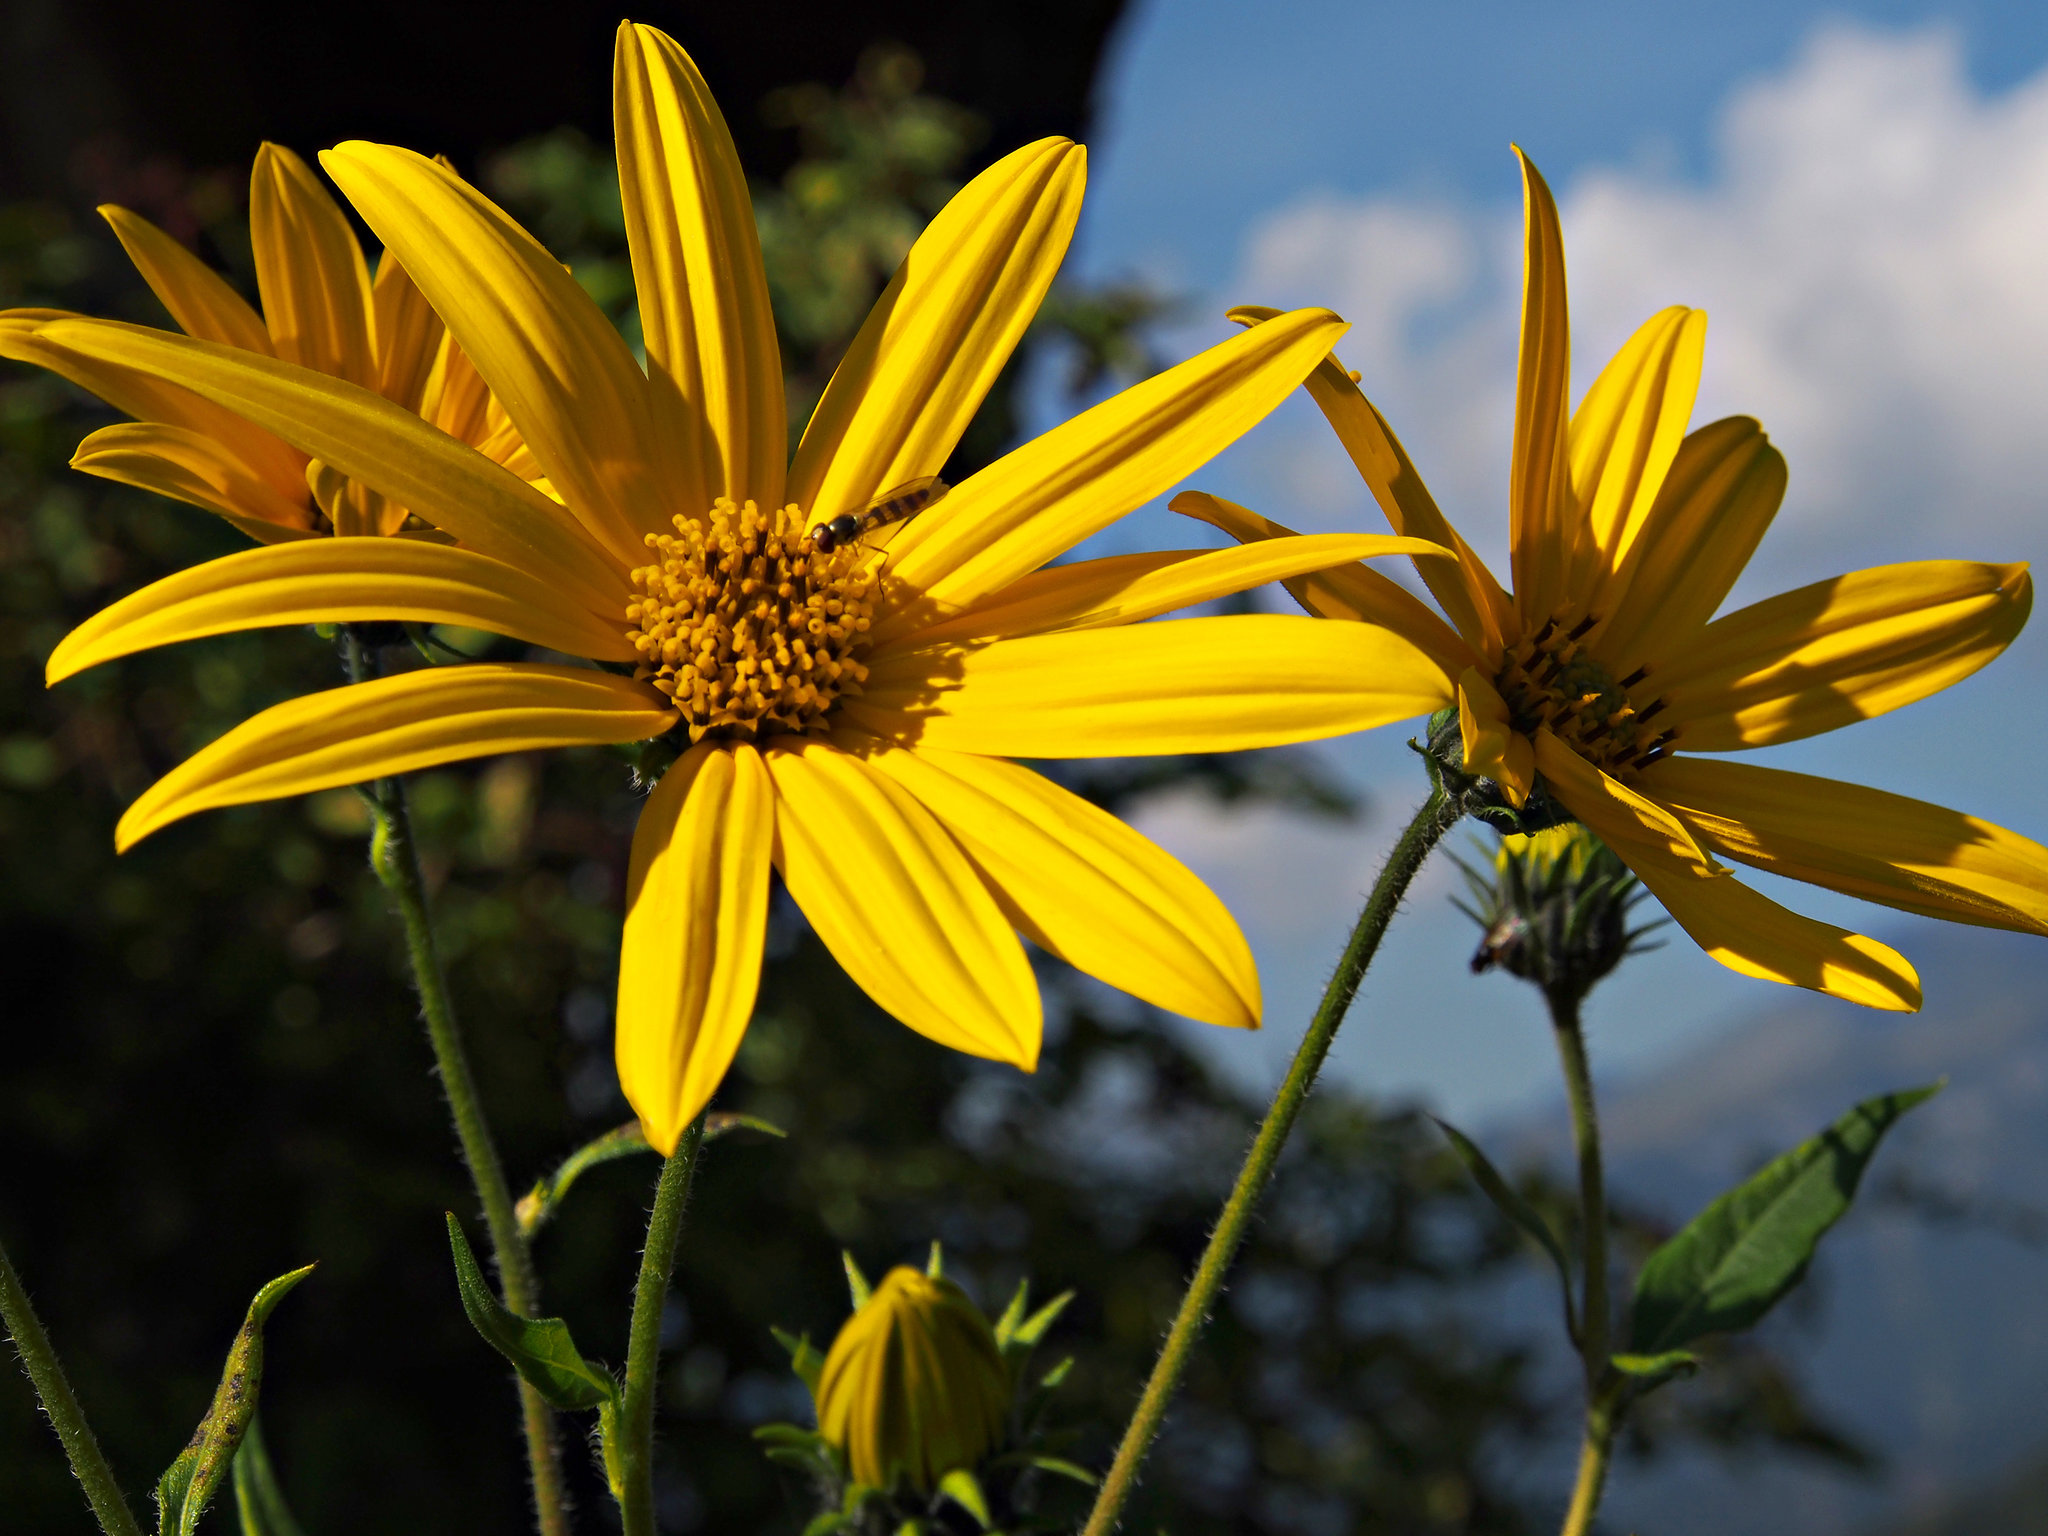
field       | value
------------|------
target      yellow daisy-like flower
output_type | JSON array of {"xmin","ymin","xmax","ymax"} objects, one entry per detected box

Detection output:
[
  {"xmin": 1180, "ymin": 148, "xmax": 2048, "ymax": 1013},
  {"xmin": 21, "ymin": 23, "xmax": 1450, "ymax": 1151},
  {"xmin": 0, "ymin": 142, "xmax": 528, "ymax": 542}
]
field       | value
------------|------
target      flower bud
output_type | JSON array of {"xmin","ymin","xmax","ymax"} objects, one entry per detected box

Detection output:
[
  {"xmin": 815, "ymin": 1266, "xmax": 1009, "ymax": 1492},
  {"xmin": 1454, "ymin": 824, "xmax": 1655, "ymax": 1002}
]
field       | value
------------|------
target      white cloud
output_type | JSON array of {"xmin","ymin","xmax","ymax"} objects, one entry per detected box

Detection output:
[{"xmin": 1233, "ymin": 22, "xmax": 2048, "ymax": 579}]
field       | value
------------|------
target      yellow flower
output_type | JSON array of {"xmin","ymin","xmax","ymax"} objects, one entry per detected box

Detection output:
[
  {"xmin": 0, "ymin": 143, "xmax": 528, "ymax": 542},
  {"xmin": 22, "ymin": 23, "xmax": 1451, "ymax": 1150},
  {"xmin": 815, "ymin": 1266, "xmax": 1008, "ymax": 1493},
  {"xmin": 1180, "ymin": 148, "xmax": 2048, "ymax": 1013}
]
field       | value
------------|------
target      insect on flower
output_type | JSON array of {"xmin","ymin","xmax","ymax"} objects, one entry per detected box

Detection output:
[{"xmin": 807, "ymin": 475, "xmax": 949, "ymax": 554}]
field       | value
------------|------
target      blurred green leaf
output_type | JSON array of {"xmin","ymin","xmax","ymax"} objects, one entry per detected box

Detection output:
[
  {"xmin": 444, "ymin": 1215, "xmax": 616, "ymax": 1411},
  {"xmin": 1609, "ymin": 1350, "xmax": 1700, "ymax": 1389},
  {"xmin": 937, "ymin": 1466, "xmax": 991, "ymax": 1527},
  {"xmin": 230, "ymin": 1418, "xmax": 305, "ymax": 1536},
  {"xmin": 1434, "ymin": 1117, "xmax": 1578, "ymax": 1340},
  {"xmin": 772, "ymin": 1325, "xmax": 827, "ymax": 1396},
  {"xmin": 842, "ymin": 1251, "xmax": 873, "ymax": 1310},
  {"xmin": 156, "ymin": 1264, "xmax": 314, "ymax": 1536},
  {"xmin": 1629, "ymin": 1083, "xmax": 1942, "ymax": 1354}
]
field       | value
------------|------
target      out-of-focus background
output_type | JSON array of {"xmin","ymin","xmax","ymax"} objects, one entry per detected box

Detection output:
[{"xmin": 1, "ymin": 1, "xmax": 2045, "ymax": 1532}]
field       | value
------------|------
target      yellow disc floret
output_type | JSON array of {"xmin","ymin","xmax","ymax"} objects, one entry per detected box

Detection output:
[
  {"xmin": 1495, "ymin": 616, "xmax": 1675, "ymax": 776},
  {"xmin": 626, "ymin": 498, "xmax": 875, "ymax": 742}
]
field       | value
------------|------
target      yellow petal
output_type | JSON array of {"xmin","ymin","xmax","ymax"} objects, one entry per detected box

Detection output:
[
  {"xmin": 1630, "ymin": 860, "xmax": 1921, "ymax": 1011},
  {"xmin": 116, "ymin": 664, "xmax": 673, "ymax": 851},
  {"xmin": 1587, "ymin": 416, "xmax": 1784, "ymax": 669},
  {"xmin": 790, "ymin": 138, "xmax": 1084, "ymax": 525},
  {"xmin": 99, "ymin": 205, "xmax": 272, "ymax": 355},
  {"xmin": 1642, "ymin": 755, "xmax": 2048, "ymax": 936},
  {"xmin": 1657, "ymin": 561, "xmax": 2032, "ymax": 750},
  {"xmin": 875, "ymin": 307, "xmax": 1348, "ymax": 637},
  {"xmin": 1532, "ymin": 729, "xmax": 1918, "ymax": 1009},
  {"xmin": 48, "ymin": 539, "xmax": 634, "ymax": 684},
  {"xmin": 1509, "ymin": 147, "xmax": 1576, "ymax": 628},
  {"xmin": 1227, "ymin": 306, "xmax": 1513, "ymax": 658},
  {"xmin": 846, "ymin": 613, "xmax": 1452, "ymax": 757},
  {"xmin": 1457, "ymin": 668, "xmax": 1532, "ymax": 807},
  {"xmin": 34, "ymin": 318, "xmax": 624, "ymax": 614},
  {"xmin": 1533, "ymin": 726, "xmax": 1715, "ymax": 871},
  {"xmin": 617, "ymin": 743, "xmax": 774, "ymax": 1153},
  {"xmin": 249, "ymin": 143, "xmax": 376, "ymax": 388},
  {"xmin": 614, "ymin": 22, "xmax": 785, "ymax": 513},
  {"xmin": 1170, "ymin": 489, "xmax": 1477, "ymax": 677},
  {"xmin": 371, "ymin": 250, "xmax": 445, "ymax": 413},
  {"xmin": 321, "ymin": 140, "xmax": 667, "ymax": 565},
  {"xmin": 418, "ymin": 326, "xmax": 494, "ymax": 446},
  {"xmin": 70, "ymin": 421, "xmax": 315, "ymax": 541},
  {"xmin": 2, "ymin": 309, "xmax": 310, "ymax": 501},
  {"xmin": 1569, "ymin": 306, "xmax": 1705, "ymax": 574},
  {"xmin": 763, "ymin": 738, "xmax": 1040, "ymax": 1067},
  {"xmin": 907, "ymin": 529, "xmax": 1448, "ymax": 646},
  {"xmin": 853, "ymin": 735, "xmax": 1260, "ymax": 1029}
]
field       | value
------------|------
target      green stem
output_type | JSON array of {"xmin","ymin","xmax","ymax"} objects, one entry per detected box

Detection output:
[
  {"xmin": 1558, "ymin": 1396, "xmax": 1617, "ymax": 1536},
  {"xmin": 0, "ymin": 1230, "xmax": 145, "ymax": 1536},
  {"xmin": 1550, "ymin": 991, "xmax": 1617, "ymax": 1536},
  {"xmin": 1080, "ymin": 786, "xmax": 1460, "ymax": 1536},
  {"xmin": 346, "ymin": 633, "xmax": 570, "ymax": 1536},
  {"xmin": 618, "ymin": 1120, "xmax": 706, "ymax": 1536}
]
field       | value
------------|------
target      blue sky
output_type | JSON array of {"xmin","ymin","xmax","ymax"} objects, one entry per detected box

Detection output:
[{"xmin": 1037, "ymin": 0, "xmax": 2048, "ymax": 1125}]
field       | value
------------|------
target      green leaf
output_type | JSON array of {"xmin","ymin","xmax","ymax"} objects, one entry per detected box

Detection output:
[
  {"xmin": 1432, "ymin": 1117, "xmax": 1578, "ymax": 1339},
  {"xmin": 771, "ymin": 1327, "xmax": 826, "ymax": 1395},
  {"xmin": 926, "ymin": 1240, "xmax": 945, "ymax": 1278},
  {"xmin": 800, "ymin": 1512, "xmax": 853, "ymax": 1536},
  {"xmin": 937, "ymin": 1467, "xmax": 992, "ymax": 1527},
  {"xmin": 753, "ymin": 1423, "xmax": 827, "ymax": 1449},
  {"xmin": 156, "ymin": 1264, "xmax": 315, "ymax": 1536},
  {"xmin": 515, "ymin": 1121, "xmax": 656, "ymax": 1238},
  {"xmin": 991, "ymin": 1278, "xmax": 1032, "ymax": 1349},
  {"xmin": 515, "ymin": 1111, "xmax": 788, "ymax": 1236},
  {"xmin": 1609, "ymin": 1350, "xmax": 1700, "ymax": 1386},
  {"xmin": 1023, "ymin": 1454, "xmax": 1098, "ymax": 1487},
  {"xmin": 1629, "ymin": 1082, "xmax": 1941, "ymax": 1354},
  {"xmin": 704, "ymin": 1110, "xmax": 788, "ymax": 1143},
  {"xmin": 230, "ymin": 1418, "xmax": 305, "ymax": 1536},
  {"xmin": 842, "ymin": 1251, "xmax": 873, "ymax": 1310},
  {"xmin": 1010, "ymin": 1290, "xmax": 1072, "ymax": 1350},
  {"xmin": 445, "ymin": 1215, "xmax": 617, "ymax": 1411},
  {"xmin": 1038, "ymin": 1357, "xmax": 1074, "ymax": 1390}
]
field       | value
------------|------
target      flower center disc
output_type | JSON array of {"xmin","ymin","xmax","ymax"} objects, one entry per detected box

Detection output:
[
  {"xmin": 626, "ymin": 498, "xmax": 875, "ymax": 742},
  {"xmin": 1497, "ymin": 617, "xmax": 1675, "ymax": 775}
]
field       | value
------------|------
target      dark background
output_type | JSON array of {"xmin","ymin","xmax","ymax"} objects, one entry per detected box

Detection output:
[
  {"xmin": 0, "ymin": 3, "xmax": 1868, "ymax": 1532},
  {"xmin": 0, "ymin": 0, "xmax": 1122, "ymax": 208}
]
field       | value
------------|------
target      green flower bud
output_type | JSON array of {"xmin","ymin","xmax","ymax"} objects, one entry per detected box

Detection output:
[
  {"xmin": 815, "ymin": 1266, "xmax": 1009, "ymax": 1493},
  {"xmin": 1453, "ymin": 824, "xmax": 1658, "ymax": 1004}
]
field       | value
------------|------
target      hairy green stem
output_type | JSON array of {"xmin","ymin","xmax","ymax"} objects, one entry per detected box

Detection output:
[
  {"xmin": 1080, "ymin": 785, "xmax": 1460, "ymax": 1535},
  {"xmin": 346, "ymin": 632, "xmax": 569, "ymax": 1536},
  {"xmin": 618, "ymin": 1121, "xmax": 706, "ymax": 1536},
  {"xmin": 1551, "ymin": 991, "xmax": 1617, "ymax": 1536},
  {"xmin": 0, "ymin": 1230, "xmax": 145, "ymax": 1536}
]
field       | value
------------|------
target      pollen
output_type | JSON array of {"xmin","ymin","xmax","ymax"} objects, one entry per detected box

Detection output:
[
  {"xmin": 1497, "ymin": 617, "xmax": 1674, "ymax": 775},
  {"xmin": 625, "ymin": 498, "xmax": 876, "ymax": 743}
]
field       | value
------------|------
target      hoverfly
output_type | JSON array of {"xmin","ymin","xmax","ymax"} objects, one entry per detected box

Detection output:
[{"xmin": 809, "ymin": 475, "xmax": 949, "ymax": 554}]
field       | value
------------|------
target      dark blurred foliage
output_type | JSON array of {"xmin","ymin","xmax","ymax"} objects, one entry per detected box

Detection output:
[{"xmin": 0, "ymin": 21, "xmax": 1874, "ymax": 1536}]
